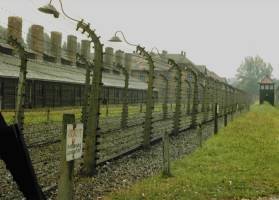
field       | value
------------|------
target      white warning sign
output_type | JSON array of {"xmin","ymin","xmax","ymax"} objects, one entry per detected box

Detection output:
[{"xmin": 66, "ymin": 123, "xmax": 83, "ymax": 162}]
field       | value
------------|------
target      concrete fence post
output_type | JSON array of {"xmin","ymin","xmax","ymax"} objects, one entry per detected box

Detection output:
[
  {"xmin": 106, "ymin": 101, "xmax": 109, "ymax": 116},
  {"xmin": 160, "ymin": 74, "xmax": 169, "ymax": 120},
  {"xmin": 224, "ymin": 84, "xmax": 228, "ymax": 127},
  {"xmin": 231, "ymin": 88, "xmax": 235, "ymax": 121},
  {"xmin": 77, "ymin": 21, "xmax": 103, "ymax": 176},
  {"xmin": 221, "ymin": 82, "xmax": 225, "ymax": 121},
  {"xmin": 214, "ymin": 103, "xmax": 218, "ymax": 134},
  {"xmin": 185, "ymin": 80, "xmax": 191, "ymax": 115},
  {"xmin": 136, "ymin": 46, "xmax": 155, "ymax": 149},
  {"xmin": 201, "ymin": 82, "xmax": 206, "ymax": 123},
  {"xmin": 197, "ymin": 123, "xmax": 203, "ymax": 147},
  {"xmin": 168, "ymin": 59, "xmax": 182, "ymax": 135},
  {"xmin": 113, "ymin": 50, "xmax": 129, "ymax": 129},
  {"xmin": 77, "ymin": 51, "xmax": 92, "ymax": 129},
  {"xmin": 204, "ymin": 78, "xmax": 210, "ymax": 122},
  {"xmin": 121, "ymin": 66, "xmax": 129, "ymax": 129},
  {"xmin": 46, "ymin": 108, "xmax": 50, "ymax": 123},
  {"xmin": 191, "ymin": 71, "xmax": 198, "ymax": 128},
  {"xmin": 8, "ymin": 36, "xmax": 28, "ymax": 130},
  {"xmin": 162, "ymin": 131, "xmax": 171, "ymax": 177}
]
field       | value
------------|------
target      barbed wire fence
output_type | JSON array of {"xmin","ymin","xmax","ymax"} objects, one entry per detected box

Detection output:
[{"xmin": 0, "ymin": 15, "xmax": 251, "ymax": 199}]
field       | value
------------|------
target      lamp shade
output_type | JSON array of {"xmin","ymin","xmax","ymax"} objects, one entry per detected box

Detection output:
[
  {"xmin": 108, "ymin": 35, "xmax": 122, "ymax": 42},
  {"xmin": 38, "ymin": 4, "xmax": 60, "ymax": 18}
]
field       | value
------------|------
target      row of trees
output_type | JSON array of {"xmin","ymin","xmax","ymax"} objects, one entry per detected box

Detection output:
[{"xmin": 229, "ymin": 56, "xmax": 274, "ymax": 96}]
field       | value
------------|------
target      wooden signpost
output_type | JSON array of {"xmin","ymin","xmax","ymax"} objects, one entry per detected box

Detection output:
[{"xmin": 58, "ymin": 113, "xmax": 83, "ymax": 200}]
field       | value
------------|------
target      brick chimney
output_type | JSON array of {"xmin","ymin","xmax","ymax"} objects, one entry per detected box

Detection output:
[
  {"xmin": 161, "ymin": 50, "xmax": 168, "ymax": 60},
  {"xmin": 30, "ymin": 24, "xmax": 44, "ymax": 60},
  {"xmin": 50, "ymin": 31, "xmax": 62, "ymax": 63},
  {"xmin": 7, "ymin": 16, "xmax": 22, "ymax": 42},
  {"xmin": 162, "ymin": 50, "xmax": 168, "ymax": 56},
  {"xmin": 124, "ymin": 53, "xmax": 132, "ymax": 72},
  {"xmin": 104, "ymin": 47, "xmax": 114, "ymax": 67},
  {"xmin": 115, "ymin": 50, "xmax": 124, "ymax": 66},
  {"xmin": 67, "ymin": 35, "xmax": 77, "ymax": 65},
  {"xmin": 81, "ymin": 40, "xmax": 90, "ymax": 60}
]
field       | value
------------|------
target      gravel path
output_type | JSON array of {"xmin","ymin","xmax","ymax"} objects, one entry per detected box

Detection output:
[
  {"xmin": 66, "ymin": 121, "xmax": 217, "ymax": 199},
  {"xmin": 0, "ymin": 116, "xmax": 227, "ymax": 200}
]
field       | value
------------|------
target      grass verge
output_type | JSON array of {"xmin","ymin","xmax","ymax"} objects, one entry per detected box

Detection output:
[
  {"xmin": 105, "ymin": 104, "xmax": 279, "ymax": 200},
  {"xmin": 1, "ymin": 103, "xmax": 169, "ymax": 125},
  {"xmin": 1, "ymin": 104, "xmax": 149, "ymax": 125}
]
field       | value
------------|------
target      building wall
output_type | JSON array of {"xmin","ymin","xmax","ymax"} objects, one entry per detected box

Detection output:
[{"xmin": 0, "ymin": 77, "xmax": 149, "ymax": 110}]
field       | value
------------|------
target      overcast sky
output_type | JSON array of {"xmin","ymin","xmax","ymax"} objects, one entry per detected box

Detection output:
[{"xmin": 0, "ymin": 0, "xmax": 278, "ymax": 79}]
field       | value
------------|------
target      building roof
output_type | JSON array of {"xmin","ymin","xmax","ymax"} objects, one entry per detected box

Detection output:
[
  {"xmin": 260, "ymin": 75, "xmax": 273, "ymax": 84},
  {"xmin": 130, "ymin": 51, "xmax": 197, "ymax": 72},
  {"xmin": 130, "ymin": 53, "xmax": 170, "ymax": 71},
  {"xmin": 167, "ymin": 53, "xmax": 194, "ymax": 66},
  {"xmin": 129, "ymin": 50, "xmax": 228, "ymax": 83},
  {"xmin": 195, "ymin": 65, "xmax": 206, "ymax": 74},
  {"xmin": 0, "ymin": 50, "xmax": 147, "ymax": 90}
]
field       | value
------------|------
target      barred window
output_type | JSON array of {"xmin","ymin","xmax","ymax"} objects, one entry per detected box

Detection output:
[
  {"xmin": 139, "ymin": 72, "xmax": 145, "ymax": 81},
  {"xmin": 187, "ymin": 72, "xmax": 192, "ymax": 81}
]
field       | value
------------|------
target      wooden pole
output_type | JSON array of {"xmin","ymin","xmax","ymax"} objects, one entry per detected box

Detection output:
[
  {"xmin": 140, "ymin": 103, "xmax": 143, "ymax": 113},
  {"xmin": 197, "ymin": 123, "xmax": 203, "ymax": 147},
  {"xmin": 57, "ymin": 113, "xmax": 75, "ymax": 200},
  {"xmin": 224, "ymin": 113, "xmax": 228, "ymax": 127},
  {"xmin": 46, "ymin": 108, "xmax": 50, "ymax": 123},
  {"xmin": 106, "ymin": 101, "xmax": 109, "ymax": 116}
]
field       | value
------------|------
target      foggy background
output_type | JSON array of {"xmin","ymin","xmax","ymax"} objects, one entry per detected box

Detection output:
[{"xmin": 0, "ymin": 0, "xmax": 278, "ymax": 79}]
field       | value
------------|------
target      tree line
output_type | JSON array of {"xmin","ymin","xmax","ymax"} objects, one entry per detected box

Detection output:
[{"xmin": 229, "ymin": 56, "xmax": 275, "ymax": 96}]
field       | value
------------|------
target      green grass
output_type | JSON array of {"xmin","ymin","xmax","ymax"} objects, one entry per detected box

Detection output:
[
  {"xmin": 105, "ymin": 104, "xmax": 279, "ymax": 200},
  {"xmin": 1, "ymin": 103, "xmax": 164, "ymax": 125},
  {"xmin": 2, "ymin": 107, "xmax": 83, "ymax": 125}
]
